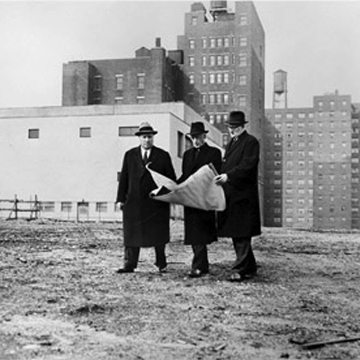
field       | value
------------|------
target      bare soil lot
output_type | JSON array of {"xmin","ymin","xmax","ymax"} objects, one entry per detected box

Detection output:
[{"xmin": 0, "ymin": 219, "xmax": 359, "ymax": 360}]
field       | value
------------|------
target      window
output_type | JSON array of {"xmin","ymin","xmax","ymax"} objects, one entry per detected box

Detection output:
[
  {"xmin": 239, "ymin": 75, "xmax": 246, "ymax": 85},
  {"xmin": 217, "ymin": 38, "xmax": 223, "ymax": 47},
  {"xmin": 94, "ymin": 75, "xmax": 102, "ymax": 91},
  {"xmin": 209, "ymin": 73, "xmax": 215, "ymax": 84},
  {"xmin": 209, "ymin": 94, "xmax": 215, "ymax": 105},
  {"xmin": 137, "ymin": 74, "xmax": 145, "ymax": 89},
  {"xmin": 201, "ymin": 93, "xmax": 206, "ymax": 105},
  {"xmin": 223, "ymin": 93, "xmax": 229, "ymax": 105},
  {"xmin": 115, "ymin": 97, "xmax": 123, "ymax": 105},
  {"xmin": 202, "ymin": 38, "xmax": 207, "ymax": 48},
  {"xmin": 216, "ymin": 114, "xmax": 222, "ymax": 123},
  {"xmin": 189, "ymin": 39, "xmax": 195, "ymax": 49},
  {"xmin": 239, "ymin": 15, "xmax": 247, "ymax": 25},
  {"xmin": 61, "ymin": 202, "xmax": 72, "ymax": 212},
  {"xmin": 223, "ymin": 54, "xmax": 229, "ymax": 66},
  {"xmin": 115, "ymin": 74, "xmax": 123, "ymax": 90},
  {"xmin": 201, "ymin": 73, "xmax": 207, "ymax": 84},
  {"xmin": 216, "ymin": 93, "xmax": 222, "ymax": 104},
  {"xmin": 240, "ymin": 37, "xmax": 247, "ymax": 47},
  {"xmin": 28, "ymin": 129, "xmax": 39, "ymax": 139},
  {"xmin": 80, "ymin": 127, "xmax": 91, "ymax": 138},
  {"xmin": 96, "ymin": 202, "xmax": 107, "ymax": 213},
  {"xmin": 217, "ymin": 55, "xmax": 222, "ymax": 66},
  {"xmin": 239, "ymin": 95, "xmax": 246, "ymax": 107},
  {"xmin": 136, "ymin": 96, "xmax": 145, "ymax": 104},
  {"xmin": 189, "ymin": 74, "xmax": 195, "ymax": 84},
  {"xmin": 177, "ymin": 131, "xmax": 184, "ymax": 158},
  {"xmin": 216, "ymin": 73, "xmax": 222, "ymax": 83},
  {"xmin": 40, "ymin": 202, "xmax": 55, "ymax": 212},
  {"xmin": 223, "ymin": 72, "xmax": 229, "ymax": 83},
  {"xmin": 210, "ymin": 55, "xmax": 215, "ymax": 66},
  {"xmin": 210, "ymin": 38, "xmax": 216, "ymax": 48},
  {"xmin": 239, "ymin": 55, "xmax": 247, "ymax": 67},
  {"xmin": 191, "ymin": 16, "xmax": 197, "ymax": 25},
  {"xmin": 286, "ymin": 113, "xmax": 293, "ymax": 119},
  {"xmin": 118, "ymin": 127, "xmax": 137, "ymax": 136},
  {"xmin": 202, "ymin": 56, "xmax": 207, "ymax": 66},
  {"xmin": 224, "ymin": 38, "xmax": 230, "ymax": 47},
  {"xmin": 189, "ymin": 56, "xmax": 195, "ymax": 67}
]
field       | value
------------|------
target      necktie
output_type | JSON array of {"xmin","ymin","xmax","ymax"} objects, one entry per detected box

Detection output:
[
  {"xmin": 143, "ymin": 150, "xmax": 149, "ymax": 164},
  {"xmin": 194, "ymin": 148, "xmax": 200, "ymax": 162}
]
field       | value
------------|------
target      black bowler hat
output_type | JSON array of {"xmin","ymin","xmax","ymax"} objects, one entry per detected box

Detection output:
[
  {"xmin": 187, "ymin": 122, "xmax": 209, "ymax": 137},
  {"xmin": 134, "ymin": 122, "xmax": 158, "ymax": 136},
  {"xmin": 225, "ymin": 111, "xmax": 248, "ymax": 128}
]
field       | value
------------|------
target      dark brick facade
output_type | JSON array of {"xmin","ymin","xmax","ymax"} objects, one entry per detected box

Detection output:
[{"xmin": 62, "ymin": 42, "xmax": 201, "ymax": 114}]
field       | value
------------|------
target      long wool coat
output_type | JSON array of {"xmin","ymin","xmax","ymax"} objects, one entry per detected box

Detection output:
[
  {"xmin": 116, "ymin": 146, "xmax": 176, "ymax": 248},
  {"xmin": 178, "ymin": 143, "xmax": 222, "ymax": 245},
  {"xmin": 217, "ymin": 131, "xmax": 261, "ymax": 238}
]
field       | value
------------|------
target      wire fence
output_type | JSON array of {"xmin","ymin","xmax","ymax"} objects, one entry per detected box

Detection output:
[{"xmin": 0, "ymin": 196, "xmax": 183, "ymax": 222}]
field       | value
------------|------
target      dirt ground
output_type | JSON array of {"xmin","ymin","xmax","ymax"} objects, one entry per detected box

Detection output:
[{"xmin": 0, "ymin": 219, "xmax": 359, "ymax": 360}]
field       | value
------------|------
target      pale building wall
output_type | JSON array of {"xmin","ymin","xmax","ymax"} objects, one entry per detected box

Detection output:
[{"xmin": 0, "ymin": 103, "xmax": 223, "ymax": 221}]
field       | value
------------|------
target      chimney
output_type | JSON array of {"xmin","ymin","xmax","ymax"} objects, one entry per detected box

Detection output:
[{"xmin": 155, "ymin": 37, "xmax": 161, "ymax": 47}]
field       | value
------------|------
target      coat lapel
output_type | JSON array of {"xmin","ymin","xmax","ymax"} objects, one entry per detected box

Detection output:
[{"xmin": 225, "ymin": 131, "xmax": 247, "ymax": 158}]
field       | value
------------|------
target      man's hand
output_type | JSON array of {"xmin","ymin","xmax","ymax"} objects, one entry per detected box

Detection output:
[{"xmin": 214, "ymin": 174, "xmax": 228, "ymax": 185}]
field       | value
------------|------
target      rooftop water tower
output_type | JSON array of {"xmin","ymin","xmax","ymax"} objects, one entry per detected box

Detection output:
[
  {"xmin": 210, "ymin": 1, "xmax": 228, "ymax": 17},
  {"xmin": 273, "ymin": 69, "xmax": 288, "ymax": 109}
]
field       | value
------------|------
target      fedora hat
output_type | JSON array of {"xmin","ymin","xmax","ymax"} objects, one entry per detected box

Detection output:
[
  {"xmin": 187, "ymin": 122, "xmax": 209, "ymax": 137},
  {"xmin": 134, "ymin": 122, "xmax": 158, "ymax": 136},
  {"xmin": 225, "ymin": 111, "xmax": 248, "ymax": 128}
]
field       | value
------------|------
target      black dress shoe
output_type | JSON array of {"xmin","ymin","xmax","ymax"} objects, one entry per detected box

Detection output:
[
  {"xmin": 188, "ymin": 269, "xmax": 208, "ymax": 278},
  {"xmin": 158, "ymin": 266, "xmax": 167, "ymax": 273},
  {"xmin": 116, "ymin": 267, "xmax": 134, "ymax": 274},
  {"xmin": 227, "ymin": 273, "xmax": 245, "ymax": 282},
  {"xmin": 227, "ymin": 272, "xmax": 256, "ymax": 282}
]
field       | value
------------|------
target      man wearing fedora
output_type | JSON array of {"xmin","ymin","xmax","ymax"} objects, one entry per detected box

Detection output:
[
  {"xmin": 177, "ymin": 122, "xmax": 222, "ymax": 278},
  {"xmin": 215, "ymin": 111, "xmax": 261, "ymax": 282},
  {"xmin": 116, "ymin": 121, "xmax": 176, "ymax": 273}
]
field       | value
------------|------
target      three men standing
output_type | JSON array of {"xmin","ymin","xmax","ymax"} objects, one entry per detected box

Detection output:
[
  {"xmin": 116, "ymin": 122, "xmax": 176, "ymax": 273},
  {"xmin": 215, "ymin": 111, "xmax": 261, "ymax": 282},
  {"xmin": 177, "ymin": 122, "xmax": 222, "ymax": 278},
  {"xmin": 116, "ymin": 112, "xmax": 261, "ymax": 282}
]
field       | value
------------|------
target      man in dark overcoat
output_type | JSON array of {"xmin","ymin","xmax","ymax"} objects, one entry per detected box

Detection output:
[
  {"xmin": 116, "ymin": 122, "xmax": 176, "ymax": 273},
  {"xmin": 177, "ymin": 122, "xmax": 222, "ymax": 278},
  {"xmin": 215, "ymin": 111, "xmax": 261, "ymax": 282}
]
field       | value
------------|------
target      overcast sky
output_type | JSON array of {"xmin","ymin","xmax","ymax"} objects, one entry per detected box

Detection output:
[{"xmin": 0, "ymin": 1, "xmax": 359, "ymax": 109}]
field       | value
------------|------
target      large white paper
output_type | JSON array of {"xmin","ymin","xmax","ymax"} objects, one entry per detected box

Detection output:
[{"xmin": 147, "ymin": 164, "xmax": 226, "ymax": 211}]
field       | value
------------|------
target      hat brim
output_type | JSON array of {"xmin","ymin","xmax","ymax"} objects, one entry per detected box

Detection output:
[
  {"xmin": 186, "ymin": 130, "xmax": 209, "ymax": 137},
  {"xmin": 135, "ymin": 130, "xmax": 158, "ymax": 136},
  {"xmin": 225, "ymin": 121, "xmax": 248, "ymax": 128}
]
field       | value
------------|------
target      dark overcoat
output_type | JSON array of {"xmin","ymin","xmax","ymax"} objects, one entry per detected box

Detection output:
[
  {"xmin": 218, "ymin": 131, "xmax": 261, "ymax": 238},
  {"xmin": 178, "ymin": 143, "xmax": 222, "ymax": 245},
  {"xmin": 116, "ymin": 146, "xmax": 176, "ymax": 247}
]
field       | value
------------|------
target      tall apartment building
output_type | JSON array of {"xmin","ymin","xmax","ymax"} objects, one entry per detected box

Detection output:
[
  {"xmin": 177, "ymin": 1, "xmax": 265, "ymax": 143},
  {"xmin": 62, "ymin": 39, "xmax": 201, "ymax": 113},
  {"xmin": 264, "ymin": 71, "xmax": 360, "ymax": 230}
]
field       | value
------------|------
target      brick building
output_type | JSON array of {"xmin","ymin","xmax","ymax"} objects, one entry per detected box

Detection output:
[
  {"xmin": 264, "ymin": 71, "xmax": 360, "ymax": 230},
  {"xmin": 177, "ymin": 1, "xmax": 265, "ymax": 142},
  {"xmin": 62, "ymin": 39, "xmax": 201, "ymax": 114}
]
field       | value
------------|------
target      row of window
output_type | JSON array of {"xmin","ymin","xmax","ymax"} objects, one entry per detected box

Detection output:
[
  {"xmin": 190, "ymin": 14, "xmax": 248, "ymax": 26},
  {"xmin": 39, "ymin": 201, "xmax": 120, "ymax": 213},
  {"xmin": 317, "ymin": 100, "xmax": 348, "ymax": 107},
  {"xmin": 94, "ymin": 73, "xmax": 145, "ymax": 92},
  {"xmin": 272, "ymin": 112, "xmax": 350, "ymax": 120},
  {"xmin": 189, "ymin": 54, "xmax": 247, "ymax": 67},
  {"xmin": 190, "ymin": 72, "xmax": 247, "ymax": 86},
  {"xmin": 188, "ymin": 36, "xmax": 248, "ymax": 49},
  {"xmin": 200, "ymin": 93, "xmax": 246, "ymax": 107},
  {"xmin": 28, "ymin": 126, "xmax": 145, "ymax": 139}
]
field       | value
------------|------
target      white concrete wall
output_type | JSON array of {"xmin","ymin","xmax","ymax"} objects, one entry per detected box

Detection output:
[{"xmin": 0, "ymin": 103, "xmax": 223, "ymax": 221}]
